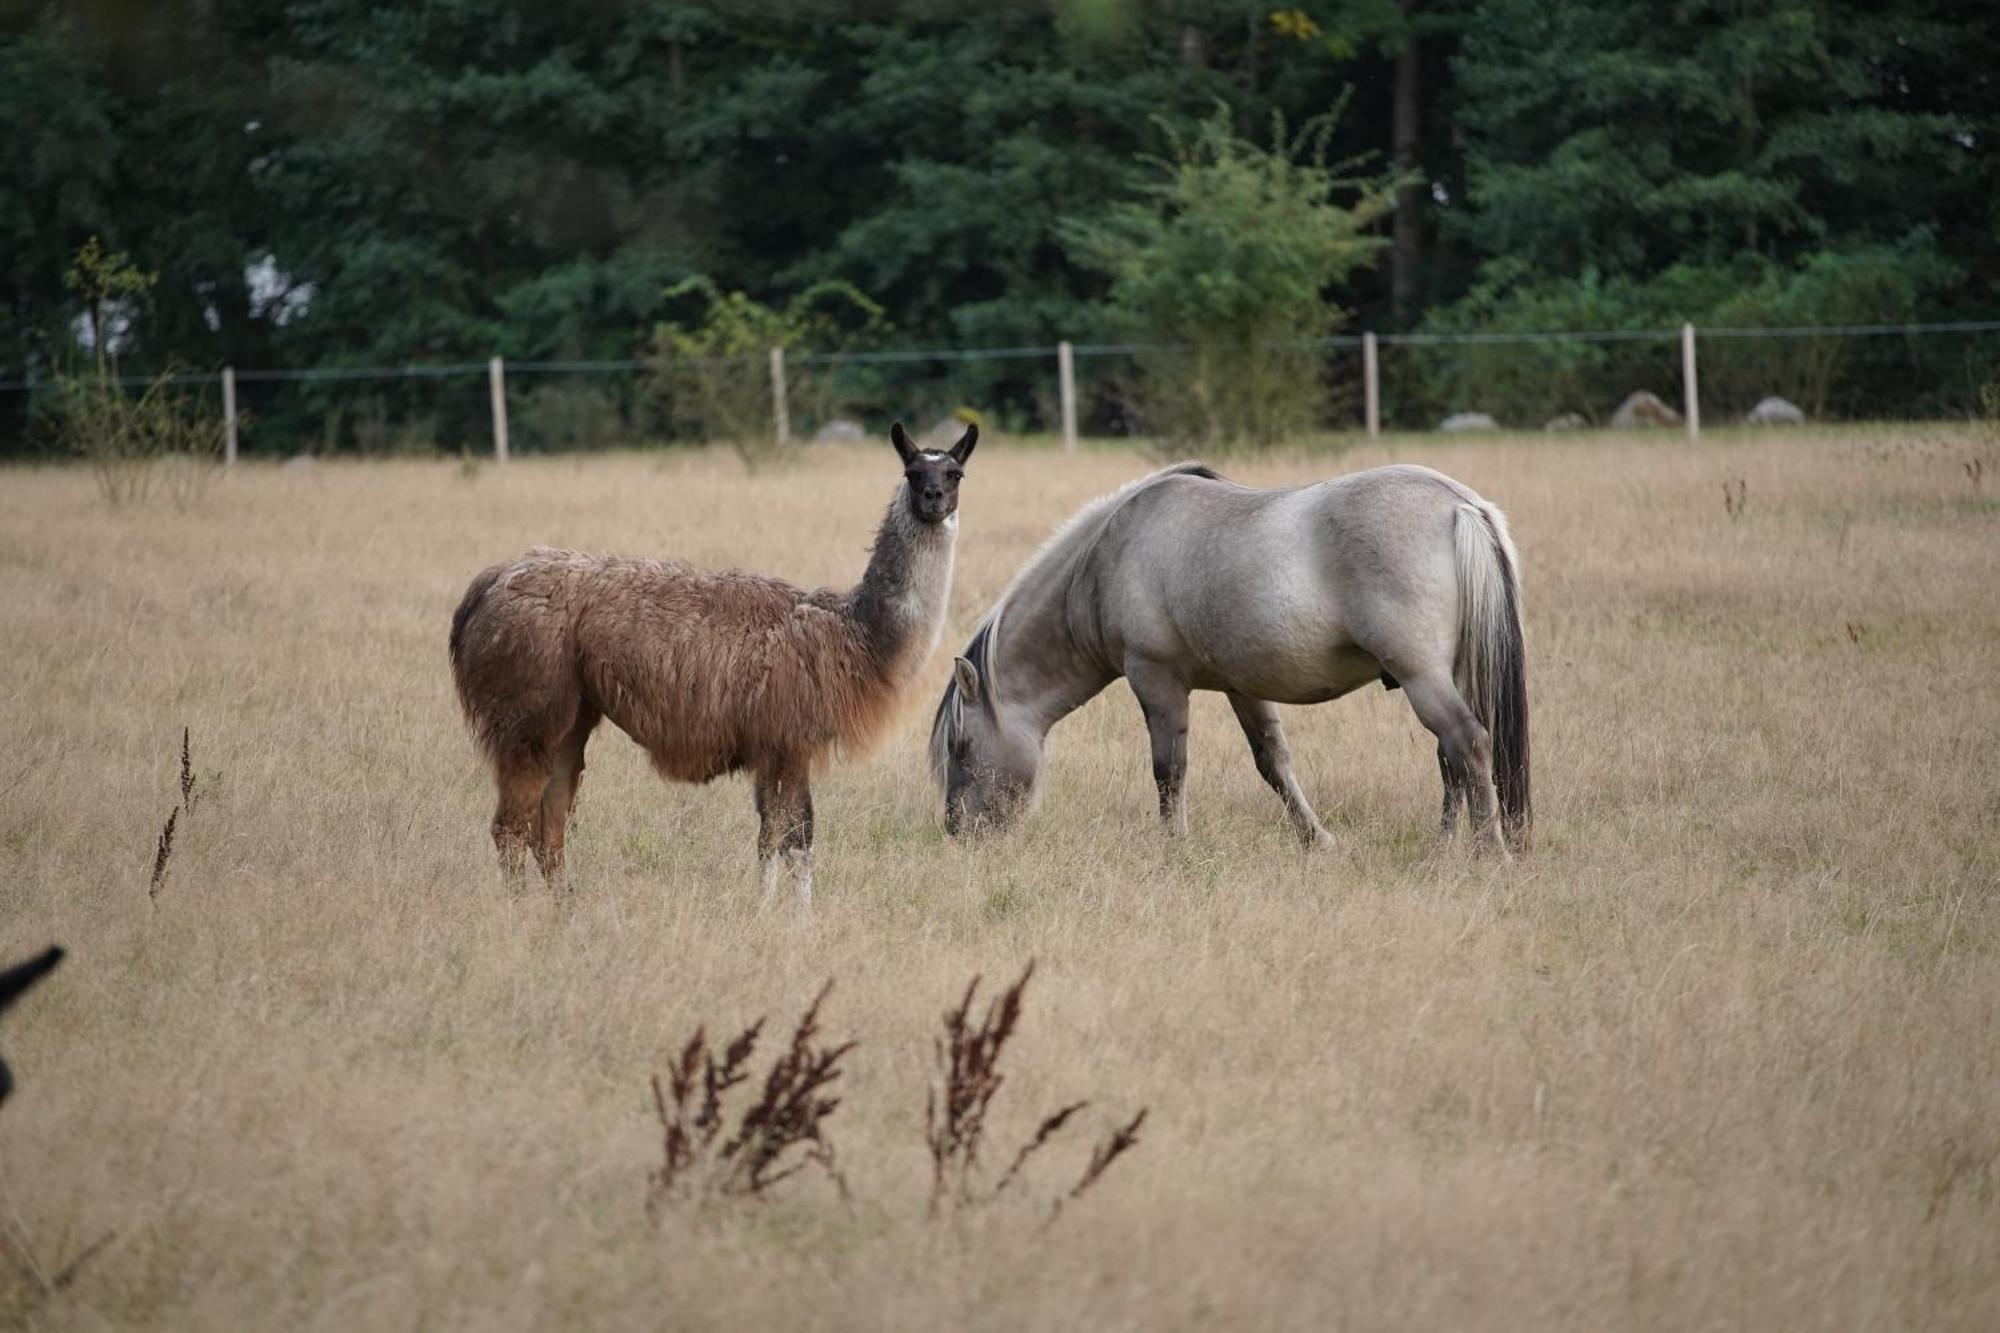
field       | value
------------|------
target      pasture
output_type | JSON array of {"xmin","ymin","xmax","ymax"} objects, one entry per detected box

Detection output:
[{"xmin": 2, "ymin": 428, "xmax": 1996, "ymax": 1329}]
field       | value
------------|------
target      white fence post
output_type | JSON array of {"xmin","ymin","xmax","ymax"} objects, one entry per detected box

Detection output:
[
  {"xmin": 1363, "ymin": 332, "xmax": 1380, "ymax": 439},
  {"xmin": 1681, "ymin": 322, "xmax": 1700, "ymax": 441},
  {"xmin": 1057, "ymin": 340, "xmax": 1078, "ymax": 453},
  {"xmin": 769, "ymin": 346, "xmax": 790, "ymax": 447},
  {"xmin": 488, "ymin": 356, "xmax": 510, "ymax": 462},
  {"xmin": 222, "ymin": 365, "xmax": 238, "ymax": 465}
]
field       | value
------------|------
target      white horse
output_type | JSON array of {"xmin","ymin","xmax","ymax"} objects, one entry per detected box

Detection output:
[{"xmin": 931, "ymin": 462, "xmax": 1529, "ymax": 853}]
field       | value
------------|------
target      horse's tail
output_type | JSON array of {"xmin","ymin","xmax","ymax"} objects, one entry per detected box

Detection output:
[
  {"xmin": 1451, "ymin": 501, "xmax": 1531, "ymax": 850},
  {"xmin": 448, "ymin": 564, "xmax": 507, "ymax": 743}
]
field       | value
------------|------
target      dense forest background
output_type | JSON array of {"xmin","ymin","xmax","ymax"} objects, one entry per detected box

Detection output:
[{"xmin": 3, "ymin": 0, "xmax": 1997, "ymax": 451}]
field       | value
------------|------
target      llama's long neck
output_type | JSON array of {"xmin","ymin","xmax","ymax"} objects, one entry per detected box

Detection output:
[{"xmin": 850, "ymin": 486, "xmax": 957, "ymax": 675}]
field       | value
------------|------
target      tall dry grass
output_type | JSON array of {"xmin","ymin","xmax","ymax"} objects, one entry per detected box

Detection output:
[{"xmin": 0, "ymin": 427, "xmax": 1995, "ymax": 1329}]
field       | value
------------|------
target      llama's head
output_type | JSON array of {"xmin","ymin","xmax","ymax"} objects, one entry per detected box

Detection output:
[{"xmin": 890, "ymin": 421, "xmax": 977, "ymax": 525}]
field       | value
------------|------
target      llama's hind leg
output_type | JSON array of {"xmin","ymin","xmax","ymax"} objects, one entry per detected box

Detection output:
[
  {"xmin": 753, "ymin": 765, "xmax": 815, "ymax": 908},
  {"xmin": 1401, "ymin": 672, "xmax": 1505, "ymax": 858},
  {"xmin": 535, "ymin": 705, "xmax": 599, "ymax": 894},
  {"xmin": 491, "ymin": 752, "xmax": 550, "ymax": 890}
]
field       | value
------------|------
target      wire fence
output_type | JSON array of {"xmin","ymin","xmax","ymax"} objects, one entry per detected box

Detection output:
[{"xmin": 5, "ymin": 319, "xmax": 1998, "ymax": 458}]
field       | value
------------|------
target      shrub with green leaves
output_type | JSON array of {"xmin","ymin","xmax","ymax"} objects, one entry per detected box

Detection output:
[
  {"xmin": 1064, "ymin": 106, "xmax": 1391, "ymax": 449},
  {"xmin": 52, "ymin": 239, "xmax": 224, "ymax": 505},
  {"xmin": 649, "ymin": 277, "xmax": 884, "ymax": 466}
]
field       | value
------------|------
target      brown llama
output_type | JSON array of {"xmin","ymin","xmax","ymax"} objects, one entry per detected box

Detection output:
[{"xmin": 449, "ymin": 422, "xmax": 976, "ymax": 904}]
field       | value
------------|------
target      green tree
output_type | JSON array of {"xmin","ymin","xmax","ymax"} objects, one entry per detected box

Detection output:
[{"xmin": 1066, "ymin": 106, "xmax": 1391, "ymax": 446}]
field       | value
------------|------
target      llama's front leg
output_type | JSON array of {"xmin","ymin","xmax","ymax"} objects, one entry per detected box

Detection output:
[
  {"xmin": 754, "ymin": 767, "xmax": 815, "ymax": 908},
  {"xmin": 1226, "ymin": 693, "xmax": 1332, "ymax": 849},
  {"xmin": 1128, "ymin": 664, "xmax": 1191, "ymax": 837}
]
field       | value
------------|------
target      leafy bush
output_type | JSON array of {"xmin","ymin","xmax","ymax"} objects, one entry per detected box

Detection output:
[
  {"xmin": 515, "ymin": 380, "xmax": 634, "ymax": 453},
  {"xmin": 649, "ymin": 276, "xmax": 883, "ymax": 467},
  {"xmin": 52, "ymin": 372, "xmax": 226, "ymax": 506},
  {"xmin": 53, "ymin": 238, "xmax": 224, "ymax": 504},
  {"xmin": 1064, "ymin": 105, "xmax": 1391, "ymax": 448},
  {"xmin": 1412, "ymin": 238, "xmax": 1959, "ymax": 426}
]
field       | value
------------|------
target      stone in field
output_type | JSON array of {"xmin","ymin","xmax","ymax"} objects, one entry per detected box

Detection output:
[
  {"xmin": 1746, "ymin": 396, "xmax": 1807, "ymax": 425},
  {"xmin": 1440, "ymin": 412, "xmax": 1499, "ymax": 432},
  {"xmin": 1544, "ymin": 412, "xmax": 1590, "ymax": 431},
  {"xmin": 1610, "ymin": 390, "xmax": 1682, "ymax": 429},
  {"xmin": 813, "ymin": 418, "xmax": 866, "ymax": 444}
]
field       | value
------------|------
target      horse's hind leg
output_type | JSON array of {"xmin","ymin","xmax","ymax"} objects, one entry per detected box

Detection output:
[
  {"xmin": 1437, "ymin": 741, "xmax": 1466, "ymax": 841},
  {"xmin": 1401, "ymin": 672, "xmax": 1506, "ymax": 858},
  {"xmin": 535, "ymin": 704, "xmax": 599, "ymax": 894},
  {"xmin": 1226, "ymin": 693, "xmax": 1332, "ymax": 849},
  {"xmin": 1128, "ymin": 663, "xmax": 1191, "ymax": 837},
  {"xmin": 491, "ymin": 751, "xmax": 550, "ymax": 889},
  {"xmin": 753, "ymin": 762, "xmax": 815, "ymax": 908}
]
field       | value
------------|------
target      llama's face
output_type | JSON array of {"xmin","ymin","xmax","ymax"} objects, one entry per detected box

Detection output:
[{"xmin": 890, "ymin": 421, "xmax": 977, "ymax": 525}]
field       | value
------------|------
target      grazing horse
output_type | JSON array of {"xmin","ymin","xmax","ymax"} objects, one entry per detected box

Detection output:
[
  {"xmin": 0, "ymin": 945, "xmax": 63, "ymax": 1106},
  {"xmin": 452, "ymin": 422, "xmax": 976, "ymax": 903},
  {"xmin": 931, "ymin": 462, "xmax": 1529, "ymax": 853}
]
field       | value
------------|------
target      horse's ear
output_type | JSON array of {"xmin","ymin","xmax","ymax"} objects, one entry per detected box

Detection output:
[
  {"xmin": 890, "ymin": 421, "xmax": 918, "ymax": 465},
  {"xmin": 948, "ymin": 422, "xmax": 978, "ymax": 465},
  {"xmin": 953, "ymin": 655, "xmax": 981, "ymax": 705}
]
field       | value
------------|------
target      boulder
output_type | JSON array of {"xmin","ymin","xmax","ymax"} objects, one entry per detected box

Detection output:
[
  {"xmin": 1544, "ymin": 412, "xmax": 1590, "ymax": 431},
  {"xmin": 1609, "ymin": 391, "xmax": 1682, "ymax": 429},
  {"xmin": 812, "ymin": 418, "xmax": 867, "ymax": 444},
  {"xmin": 1439, "ymin": 412, "xmax": 1499, "ymax": 432},
  {"xmin": 1746, "ymin": 396, "xmax": 1806, "ymax": 426}
]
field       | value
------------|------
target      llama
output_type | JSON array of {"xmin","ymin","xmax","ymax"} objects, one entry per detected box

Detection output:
[{"xmin": 449, "ymin": 422, "xmax": 975, "ymax": 903}]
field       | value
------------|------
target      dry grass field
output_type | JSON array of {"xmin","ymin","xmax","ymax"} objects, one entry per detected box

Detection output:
[{"xmin": 2, "ymin": 427, "xmax": 1997, "ymax": 1330}]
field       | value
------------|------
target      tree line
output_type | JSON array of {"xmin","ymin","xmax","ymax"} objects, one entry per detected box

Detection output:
[{"xmin": 3, "ymin": 0, "xmax": 1996, "ymax": 451}]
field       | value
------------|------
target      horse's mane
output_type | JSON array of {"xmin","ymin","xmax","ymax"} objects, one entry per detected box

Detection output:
[{"xmin": 929, "ymin": 461, "xmax": 1224, "ymax": 785}]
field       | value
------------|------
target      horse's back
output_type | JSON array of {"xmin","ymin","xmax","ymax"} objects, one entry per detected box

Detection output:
[{"xmin": 1088, "ymin": 466, "xmax": 1478, "ymax": 702}]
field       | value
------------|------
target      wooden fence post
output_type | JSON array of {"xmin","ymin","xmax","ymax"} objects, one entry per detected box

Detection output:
[
  {"xmin": 1058, "ymin": 340, "xmax": 1078, "ymax": 453},
  {"xmin": 1681, "ymin": 322, "xmax": 1700, "ymax": 441},
  {"xmin": 769, "ymin": 346, "xmax": 790, "ymax": 447},
  {"xmin": 222, "ymin": 365, "xmax": 238, "ymax": 465},
  {"xmin": 489, "ymin": 356, "xmax": 509, "ymax": 462},
  {"xmin": 1363, "ymin": 332, "xmax": 1380, "ymax": 439}
]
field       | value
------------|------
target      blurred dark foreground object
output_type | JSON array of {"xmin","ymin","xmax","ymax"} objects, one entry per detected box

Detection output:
[{"xmin": 0, "ymin": 946, "xmax": 64, "ymax": 1105}]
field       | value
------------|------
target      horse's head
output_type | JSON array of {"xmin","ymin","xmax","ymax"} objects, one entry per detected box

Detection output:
[
  {"xmin": 890, "ymin": 420, "xmax": 976, "ymax": 525},
  {"xmin": 932, "ymin": 651, "xmax": 1042, "ymax": 837}
]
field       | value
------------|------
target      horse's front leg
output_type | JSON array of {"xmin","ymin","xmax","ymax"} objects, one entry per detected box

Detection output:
[
  {"xmin": 1128, "ymin": 665, "xmax": 1191, "ymax": 837},
  {"xmin": 1226, "ymin": 693, "xmax": 1332, "ymax": 849},
  {"xmin": 753, "ymin": 764, "xmax": 816, "ymax": 908}
]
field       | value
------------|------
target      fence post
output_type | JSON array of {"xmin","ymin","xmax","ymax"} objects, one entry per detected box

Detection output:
[
  {"xmin": 1363, "ymin": 332, "xmax": 1381, "ymax": 439},
  {"xmin": 488, "ymin": 356, "xmax": 510, "ymax": 462},
  {"xmin": 769, "ymin": 346, "xmax": 790, "ymax": 447},
  {"xmin": 1057, "ymin": 340, "xmax": 1078, "ymax": 453},
  {"xmin": 222, "ymin": 365, "xmax": 238, "ymax": 465},
  {"xmin": 1681, "ymin": 322, "xmax": 1700, "ymax": 441}
]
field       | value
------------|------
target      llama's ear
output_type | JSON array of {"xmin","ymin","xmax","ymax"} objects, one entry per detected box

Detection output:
[
  {"xmin": 948, "ymin": 422, "xmax": 978, "ymax": 465},
  {"xmin": 953, "ymin": 655, "xmax": 981, "ymax": 705},
  {"xmin": 890, "ymin": 421, "xmax": 919, "ymax": 465}
]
